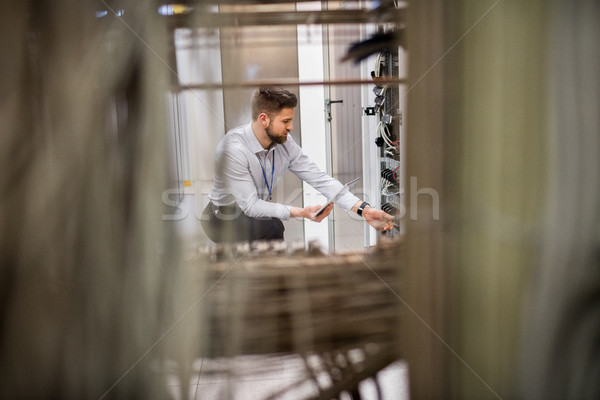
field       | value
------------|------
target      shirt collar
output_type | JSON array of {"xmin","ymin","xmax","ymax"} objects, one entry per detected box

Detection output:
[{"xmin": 245, "ymin": 123, "xmax": 277, "ymax": 154}]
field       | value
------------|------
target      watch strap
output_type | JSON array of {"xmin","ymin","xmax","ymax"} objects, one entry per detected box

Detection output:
[{"xmin": 357, "ymin": 201, "xmax": 370, "ymax": 217}]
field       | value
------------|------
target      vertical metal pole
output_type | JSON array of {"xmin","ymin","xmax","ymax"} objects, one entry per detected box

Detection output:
[{"xmin": 321, "ymin": 1, "xmax": 336, "ymax": 251}]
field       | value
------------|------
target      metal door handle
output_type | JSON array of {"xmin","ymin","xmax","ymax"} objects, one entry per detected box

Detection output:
[{"xmin": 325, "ymin": 99, "xmax": 344, "ymax": 121}]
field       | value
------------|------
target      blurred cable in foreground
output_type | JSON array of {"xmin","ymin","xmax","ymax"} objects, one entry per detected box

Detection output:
[{"xmin": 0, "ymin": 2, "xmax": 185, "ymax": 399}]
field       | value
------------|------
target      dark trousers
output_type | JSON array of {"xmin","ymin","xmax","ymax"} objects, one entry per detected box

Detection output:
[{"xmin": 201, "ymin": 202, "xmax": 285, "ymax": 243}]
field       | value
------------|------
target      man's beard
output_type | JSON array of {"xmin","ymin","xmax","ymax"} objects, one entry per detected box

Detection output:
[{"xmin": 266, "ymin": 125, "xmax": 288, "ymax": 145}]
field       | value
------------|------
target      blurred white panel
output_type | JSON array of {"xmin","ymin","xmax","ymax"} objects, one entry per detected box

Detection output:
[{"xmin": 297, "ymin": 2, "xmax": 329, "ymax": 250}]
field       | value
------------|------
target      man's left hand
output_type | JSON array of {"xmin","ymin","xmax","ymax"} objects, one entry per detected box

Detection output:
[{"xmin": 362, "ymin": 206, "xmax": 395, "ymax": 231}]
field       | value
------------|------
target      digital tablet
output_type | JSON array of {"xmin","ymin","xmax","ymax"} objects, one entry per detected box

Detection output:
[{"xmin": 312, "ymin": 177, "xmax": 361, "ymax": 218}]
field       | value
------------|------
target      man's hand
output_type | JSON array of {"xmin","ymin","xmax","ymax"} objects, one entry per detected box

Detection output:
[
  {"xmin": 351, "ymin": 200, "xmax": 395, "ymax": 231},
  {"xmin": 290, "ymin": 203, "xmax": 334, "ymax": 222},
  {"xmin": 362, "ymin": 206, "xmax": 395, "ymax": 231}
]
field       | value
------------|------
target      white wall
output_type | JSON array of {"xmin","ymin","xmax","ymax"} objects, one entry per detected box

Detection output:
[{"xmin": 297, "ymin": 1, "xmax": 331, "ymax": 251}]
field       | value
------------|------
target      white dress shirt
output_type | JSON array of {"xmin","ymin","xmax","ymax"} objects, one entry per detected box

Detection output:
[{"xmin": 208, "ymin": 123, "xmax": 360, "ymax": 220}]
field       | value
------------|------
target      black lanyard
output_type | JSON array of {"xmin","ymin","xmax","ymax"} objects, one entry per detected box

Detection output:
[{"xmin": 258, "ymin": 149, "xmax": 275, "ymax": 201}]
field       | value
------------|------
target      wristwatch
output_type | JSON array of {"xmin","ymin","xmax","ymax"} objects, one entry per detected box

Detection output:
[{"xmin": 357, "ymin": 201, "xmax": 370, "ymax": 217}]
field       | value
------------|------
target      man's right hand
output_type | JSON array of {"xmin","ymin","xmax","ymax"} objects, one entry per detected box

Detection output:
[{"xmin": 290, "ymin": 204, "xmax": 333, "ymax": 222}]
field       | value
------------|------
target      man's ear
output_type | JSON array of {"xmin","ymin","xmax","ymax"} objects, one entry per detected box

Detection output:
[{"xmin": 258, "ymin": 113, "xmax": 270, "ymax": 126}]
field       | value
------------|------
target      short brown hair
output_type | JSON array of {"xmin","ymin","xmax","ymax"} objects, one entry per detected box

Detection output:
[{"xmin": 251, "ymin": 87, "xmax": 298, "ymax": 120}]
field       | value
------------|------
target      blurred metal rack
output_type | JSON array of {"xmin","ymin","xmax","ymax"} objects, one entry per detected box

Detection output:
[
  {"xmin": 189, "ymin": 239, "xmax": 404, "ymax": 399},
  {"xmin": 171, "ymin": 76, "xmax": 408, "ymax": 91},
  {"xmin": 166, "ymin": 8, "xmax": 405, "ymax": 28},
  {"xmin": 163, "ymin": 0, "xmax": 406, "ymax": 28}
]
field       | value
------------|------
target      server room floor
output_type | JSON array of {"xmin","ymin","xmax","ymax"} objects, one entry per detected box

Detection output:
[{"xmin": 164, "ymin": 355, "xmax": 409, "ymax": 400}]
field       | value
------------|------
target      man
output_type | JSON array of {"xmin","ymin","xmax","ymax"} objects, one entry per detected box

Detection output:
[{"xmin": 201, "ymin": 87, "xmax": 394, "ymax": 243}]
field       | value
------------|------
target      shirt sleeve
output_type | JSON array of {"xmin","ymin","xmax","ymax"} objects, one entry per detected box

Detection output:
[
  {"xmin": 286, "ymin": 141, "xmax": 360, "ymax": 211},
  {"xmin": 220, "ymin": 141, "xmax": 291, "ymax": 220}
]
